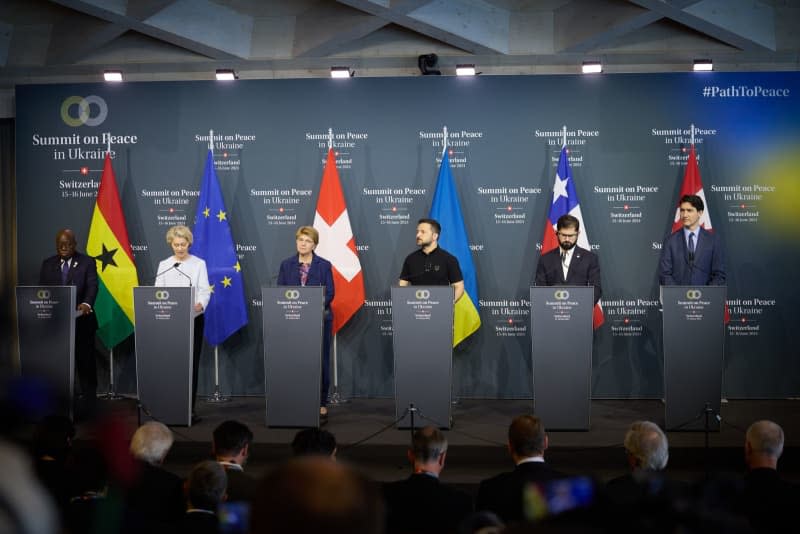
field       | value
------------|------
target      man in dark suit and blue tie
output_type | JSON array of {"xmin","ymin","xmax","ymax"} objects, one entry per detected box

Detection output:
[
  {"xmin": 534, "ymin": 214, "xmax": 601, "ymax": 304},
  {"xmin": 659, "ymin": 194, "xmax": 726, "ymax": 286},
  {"xmin": 39, "ymin": 228, "xmax": 98, "ymax": 416}
]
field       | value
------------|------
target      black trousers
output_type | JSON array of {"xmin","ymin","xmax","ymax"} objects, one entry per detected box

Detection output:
[{"xmin": 192, "ymin": 314, "xmax": 204, "ymax": 412}]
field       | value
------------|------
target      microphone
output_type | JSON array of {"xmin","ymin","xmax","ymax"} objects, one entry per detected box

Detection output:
[
  {"xmin": 174, "ymin": 264, "xmax": 193, "ymax": 286},
  {"xmin": 148, "ymin": 262, "xmax": 181, "ymax": 285}
]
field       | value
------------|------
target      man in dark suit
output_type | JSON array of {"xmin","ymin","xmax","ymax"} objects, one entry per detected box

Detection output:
[
  {"xmin": 742, "ymin": 420, "xmax": 800, "ymax": 533},
  {"xmin": 659, "ymin": 194, "xmax": 725, "ymax": 286},
  {"xmin": 476, "ymin": 414, "xmax": 566, "ymax": 524},
  {"xmin": 383, "ymin": 425, "xmax": 472, "ymax": 534},
  {"xmin": 213, "ymin": 420, "xmax": 258, "ymax": 504},
  {"xmin": 535, "ymin": 214, "xmax": 601, "ymax": 304},
  {"xmin": 39, "ymin": 228, "xmax": 98, "ymax": 414},
  {"xmin": 179, "ymin": 460, "xmax": 227, "ymax": 534}
]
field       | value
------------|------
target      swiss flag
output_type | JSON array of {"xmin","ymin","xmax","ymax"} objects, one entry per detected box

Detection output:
[{"xmin": 313, "ymin": 148, "xmax": 365, "ymax": 334}]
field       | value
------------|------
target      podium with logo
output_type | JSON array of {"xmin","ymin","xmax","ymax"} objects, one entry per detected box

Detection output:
[
  {"xmin": 262, "ymin": 286, "xmax": 323, "ymax": 428},
  {"xmin": 133, "ymin": 286, "xmax": 195, "ymax": 426},
  {"xmin": 662, "ymin": 285, "xmax": 726, "ymax": 431},
  {"xmin": 391, "ymin": 286, "xmax": 454, "ymax": 429},
  {"xmin": 16, "ymin": 286, "xmax": 76, "ymax": 416},
  {"xmin": 530, "ymin": 286, "xmax": 594, "ymax": 430}
]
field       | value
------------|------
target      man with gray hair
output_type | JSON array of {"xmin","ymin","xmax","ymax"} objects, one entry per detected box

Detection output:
[
  {"xmin": 606, "ymin": 420, "xmax": 673, "ymax": 505},
  {"xmin": 125, "ymin": 422, "xmax": 185, "ymax": 529},
  {"xmin": 383, "ymin": 425, "xmax": 472, "ymax": 533},
  {"xmin": 743, "ymin": 420, "xmax": 799, "ymax": 533}
]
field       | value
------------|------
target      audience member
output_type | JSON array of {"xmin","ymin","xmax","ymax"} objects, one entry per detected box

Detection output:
[
  {"xmin": 605, "ymin": 420, "xmax": 677, "ymax": 505},
  {"xmin": 213, "ymin": 420, "xmax": 258, "ymax": 503},
  {"xmin": 250, "ymin": 456, "xmax": 384, "ymax": 534},
  {"xmin": 124, "ymin": 421, "xmax": 185, "ymax": 531},
  {"xmin": 742, "ymin": 420, "xmax": 800, "ymax": 533},
  {"xmin": 0, "ymin": 438, "xmax": 59, "ymax": 534},
  {"xmin": 476, "ymin": 414, "xmax": 566, "ymax": 524},
  {"xmin": 291, "ymin": 427, "xmax": 337, "ymax": 458},
  {"xmin": 383, "ymin": 426, "xmax": 473, "ymax": 534},
  {"xmin": 178, "ymin": 460, "xmax": 227, "ymax": 534}
]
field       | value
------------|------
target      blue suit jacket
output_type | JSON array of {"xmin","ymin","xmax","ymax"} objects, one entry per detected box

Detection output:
[
  {"xmin": 659, "ymin": 227, "xmax": 726, "ymax": 286},
  {"xmin": 277, "ymin": 253, "xmax": 335, "ymax": 321},
  {"xmin": 39, "ymin": 251, "xmax": 98, "ymax": 308}
]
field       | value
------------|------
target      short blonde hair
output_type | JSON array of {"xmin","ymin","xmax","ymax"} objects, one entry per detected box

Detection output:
[
  {"xmin": 296, "ymin": 226, "xmax": 319, "ymax": 245},
  {"xmin": 166, "ymin": 225, "xmax": 193, "ymax": 245}
]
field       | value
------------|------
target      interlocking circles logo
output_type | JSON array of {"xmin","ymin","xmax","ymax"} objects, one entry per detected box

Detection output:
[
  {"xmin": 554, "ymin": 290, "xmax": 570, "ymax": 300},
  {"xmin": 284, "ymin": 289, "xmax": 300, "ymax": 299},
  {"xmin": 415, "ymin": 289, "xmax": 431, "ymax": 299},
  {"xmin": 61, "ymin": 95, "xmax": 108, "ymax": 127},
  {"xmin": 686, "ymin": 289, "xmax": 702, "ymax": 300},
  {"xmin": 37, "ymin": 289, "xmax": 51, "ymax": 299},
  {"xmin": 155, "ymin": 290, "xmax": 170, "ymax": 300}
]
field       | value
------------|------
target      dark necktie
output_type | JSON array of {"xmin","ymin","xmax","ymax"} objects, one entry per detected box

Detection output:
[
  {"xmin": 61, "ymin": 258, "xmax": 70, "ymax": 284},
  {"xmin": 688, "ymin": 233, "xmax": 695, "ymax": 257}
]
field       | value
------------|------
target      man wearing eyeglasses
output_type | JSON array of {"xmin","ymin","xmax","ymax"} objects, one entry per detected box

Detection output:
[{"xmin": 534, "ymin": 214, "xmax": 601, "ymax": 304}]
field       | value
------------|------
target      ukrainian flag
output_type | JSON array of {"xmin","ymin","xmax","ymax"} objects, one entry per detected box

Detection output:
[{"xmin": 429, "ymin": 150, "xmax": 481, "ymax": 346}]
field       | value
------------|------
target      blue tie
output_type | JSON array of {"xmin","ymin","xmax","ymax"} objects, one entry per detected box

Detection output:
[
  {"xmin": 61, "ymin": 259, "xmax": 70, "ymax": 284},
  {"xmin": 688, "ymin": 233, "xmax": 695, "ymax": 256}
]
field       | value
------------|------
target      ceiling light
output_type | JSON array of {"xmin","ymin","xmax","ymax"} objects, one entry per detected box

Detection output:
[
  {"xmin": 456, "ymin": 64, "xmax": 476, "ymax": 76},
  {"xmin": 103, "ymin": 70, "xmax": 123, "ymax": 82},
  {"xmin": 330, "ymin": 66, "xmax": 353, "ymax": 78},
  {"xmin": 581, "ymin": 61, "xmax": 602, "ymax": 74},
  {"xmin": 693, "ymin": 59, "xmax": 713, "ymax": 72},
  {"xmin": 215, "ymin": 69, "xmax": 237, "ymax": 81}
]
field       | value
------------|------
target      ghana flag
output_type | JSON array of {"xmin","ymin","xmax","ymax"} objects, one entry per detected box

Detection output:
[{"xmin": 86, "ymin": 152, "xmax": 138, "ymax": 348}]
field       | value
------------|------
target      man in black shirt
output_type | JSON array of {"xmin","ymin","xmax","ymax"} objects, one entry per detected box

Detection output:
[{"xmin": 399, "ymin": 218, "xmax": 464, "ymax": 302}]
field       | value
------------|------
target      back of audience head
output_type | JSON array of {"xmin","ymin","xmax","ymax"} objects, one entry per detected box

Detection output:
[
  {"xmin": 213, "ymin": 420, "xmax": 253, "ymax": 461},
  {"xmin": 508, "ymin": 414, "xmax": 547, "ymax": 459},
  {"xmin": 623, "ymin": 420, "xmax": 669, "ymax": 471},
  {"xmin": 251, "ymin": 456, "xmax": 383, "ymax": 534},
  {"xmin": 291, "ymin": 427, "xmax": 337, "ymax": 458},
  {"xmin": 410, "ymin": 425, "xmax": 448, "ymax": 468},
  {"xmin": 129, "ymin": 421, "xmax": 173, "ymax": 465},
  {"xmin": 745, "ymin": 419, "xmax": 784, "ymax": 469},
  {"xmin": 187, "ymin": 460, "xmax": 227, "ymax": 512},
  {"xmin": 0, "ymin": 439, "xmax": 59, "ymax": 534}
]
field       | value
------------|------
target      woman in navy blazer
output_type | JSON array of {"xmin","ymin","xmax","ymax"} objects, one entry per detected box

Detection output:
[{"xmin": 277, "ymin": 226, "xmax": 335, "ymax": 420}]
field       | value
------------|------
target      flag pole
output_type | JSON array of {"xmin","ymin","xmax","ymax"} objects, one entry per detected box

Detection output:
[
  {"xmin": 327, "ymin": 126, "xmax": 349, "ymax": 406},
  {"xmin": 562, "ymin": 125, "xmax": 567, "ymax": 147},
  {"xmin": 98, "ymin": 134, "xmax": 125, "ymax": 401},
  {"xmin": 690, "ymin": 123, "xmax": 695, "ymax": 146},
  {"xmin": 205, "ymin": 129, "xmax": 230, "ymax": 404}
]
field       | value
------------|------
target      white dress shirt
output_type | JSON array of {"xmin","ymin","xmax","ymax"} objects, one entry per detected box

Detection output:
[{"xmin": 155, "ymin": 254, "xmax": 211, "ymax": 311}]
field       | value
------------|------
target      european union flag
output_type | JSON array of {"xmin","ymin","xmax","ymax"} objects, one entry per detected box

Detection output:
[
  {"xmin": 430, "ymin": 150, "xmax": 481, "ymax": 346},
  {"xmin": 192, "ymin": 150, "xmax": 248, "ymax": 345}
]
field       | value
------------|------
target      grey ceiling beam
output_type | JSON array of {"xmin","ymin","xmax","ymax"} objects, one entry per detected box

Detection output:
[
  {"xmin": 338, "ymin": 0, "xmax": 509, "ymax": 55},
  {"xmin": 555, "ymin": 0, "xmax": 661, "ymax": 53},
  {"xmin": 49, "ymin": 0, "xmax": 255, "ymax": 60},
  {"xmin": 292, "ymin": 3, "xmax": 388, "ymax": 58},
  {"xmin": 630, "ymin": 0, "xmax": 776, "ymax": 51}
]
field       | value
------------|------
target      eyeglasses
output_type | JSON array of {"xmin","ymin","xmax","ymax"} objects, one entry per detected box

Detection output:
[{"xmin": 556, "ymin": 232, "xmax": 578, "ymax": 239}]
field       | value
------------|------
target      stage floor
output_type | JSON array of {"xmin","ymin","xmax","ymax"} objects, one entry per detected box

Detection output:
[{"xmin": 79, "ymin": 396, "xmax": 800, "ymax": 486}]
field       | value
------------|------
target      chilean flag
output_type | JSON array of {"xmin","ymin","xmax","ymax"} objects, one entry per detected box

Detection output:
[
  {"xmin": 672, "ymin": 145, "xmax": 713, "ymax": 232},
  {"xmin": 542, "ymin": 144, "xmax": 604, "ymax": 329},
  {"xmin": 313, "ymin": 148, "xmax": 365, "ymax": 334}
]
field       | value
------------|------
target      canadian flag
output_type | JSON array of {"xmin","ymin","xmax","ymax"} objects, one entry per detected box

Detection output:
[
  {"xmin": 313, "ymin": 148, "xmax": 365, "ymax": 334},
  {"xmin": 672, "ymin": 145, "xmax": 713, "ymax": 232}
]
